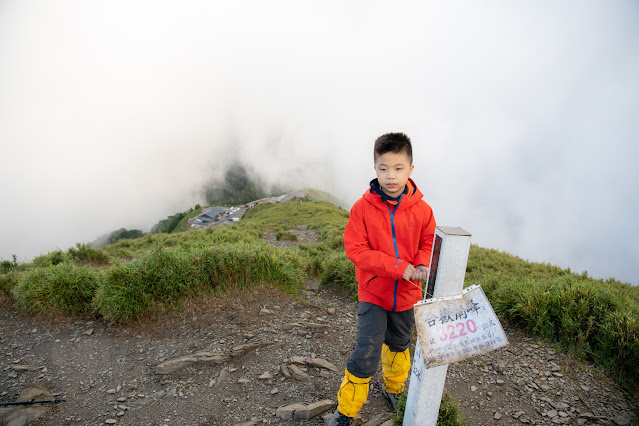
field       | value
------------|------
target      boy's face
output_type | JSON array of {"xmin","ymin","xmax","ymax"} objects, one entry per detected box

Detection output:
[{"xmin": 374, "ymin": 151, "xmax": 414, "ymax": 198}]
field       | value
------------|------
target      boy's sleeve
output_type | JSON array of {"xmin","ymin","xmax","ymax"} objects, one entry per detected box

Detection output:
[
  {"xmin": 344, "ymin": 201, "xmax": 410, "ymax": 280},
  {"xmin": 413, "ymin": 205, "xmax": 436, "ymax": 268}
]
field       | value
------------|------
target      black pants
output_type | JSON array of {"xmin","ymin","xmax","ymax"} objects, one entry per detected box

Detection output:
[{"xmin": 346, "ymin": 302, "xmax": 415, "ymax": 379}]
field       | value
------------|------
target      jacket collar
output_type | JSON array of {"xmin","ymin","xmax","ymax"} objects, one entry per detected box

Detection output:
[{"xmin": 365, "ymin": 178, "xmax": 421, "ymax": 209}]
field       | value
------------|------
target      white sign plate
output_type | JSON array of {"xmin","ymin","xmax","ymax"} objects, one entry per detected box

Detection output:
[{"xmin": 414, "ymin": 285, "xmax": 508, "ymax": 367}]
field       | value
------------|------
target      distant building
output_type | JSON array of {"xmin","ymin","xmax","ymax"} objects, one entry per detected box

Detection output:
[{"xmin": 200, "ymin": 207, "xmax": 226, "ymax": 221}]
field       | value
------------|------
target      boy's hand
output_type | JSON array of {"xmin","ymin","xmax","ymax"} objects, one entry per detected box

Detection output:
[
  {"xmin": 403, "ymin": 264, "xmax": 429, "ymax": 282},
  {"xmin": 411, "ymin": 265, "xmax": 429, "ymax": 282},
  {"xmin": 402, "ymin": 264, "xmax": 417, "ymax": 281}
]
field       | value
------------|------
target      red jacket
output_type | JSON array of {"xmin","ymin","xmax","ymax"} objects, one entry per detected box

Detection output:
[{"xmin": 344, "ymin": 178, "xmax": 436, "ymax": 312}]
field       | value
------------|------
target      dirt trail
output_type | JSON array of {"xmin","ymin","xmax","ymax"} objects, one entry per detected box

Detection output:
[{"xmin": 1, "ymin": 283, "xmax": 636, "ymax": 426}]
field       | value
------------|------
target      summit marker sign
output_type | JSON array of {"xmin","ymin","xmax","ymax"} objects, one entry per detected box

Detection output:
[{"xmin": 403, "ymin": 226, "xmax": 509, "ymax": 426}]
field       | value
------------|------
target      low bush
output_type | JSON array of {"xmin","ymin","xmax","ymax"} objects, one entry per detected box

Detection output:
[
  {"xmin": 94, "ymin": 243, "xmax": 305, "ymax": 323},
  {"xmin": 320, "ymin": 251, "xmax": 356, "ymax": 296},
  {"xmin": 468, "ymin": 245, "xmax": 639, "ymax": 393},
  {"xmin": 393, "ymin": 392, "xmax": 465, "ymax": 425},
  {"xmin": 12, "ymin": 263, "xmax": 98, "ymax": 315},
  {"xmin": 0, "ymin": 270, "xmax": 21, "ymax": 294},
  {"xmin": 67, "ymin": 243, "xmax": 110, "ymax": 265},
  {"xmin": 32, "ymin": 250, "xmax": 68, "ymax": 267},
  {"xmin": 275, "ymin": 230, "xmax": 298, "ymax": 241}
]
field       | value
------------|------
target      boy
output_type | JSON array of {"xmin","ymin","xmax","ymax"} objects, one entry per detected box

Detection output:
[{"xmin": 329, "ymin": 133, "xmax": 436, "ymax": 425}]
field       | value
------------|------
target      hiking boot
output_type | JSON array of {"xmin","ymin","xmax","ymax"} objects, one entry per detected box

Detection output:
[
  {"xmin": 382, "ymin": 387, "xmax": 400, "ymax": 410},
  {"xmin": 327, "ymin": 408, "xmax": 353, "ymax": 426}
]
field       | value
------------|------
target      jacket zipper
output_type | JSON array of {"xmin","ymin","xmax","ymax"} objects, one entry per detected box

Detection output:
[
  {"xmin": 364, "ymin": 276, "xmax": 378, "ymax": 287},
  {"xmin": 387, "ymin": 194, "xmax": 404, "ymax": 312}
]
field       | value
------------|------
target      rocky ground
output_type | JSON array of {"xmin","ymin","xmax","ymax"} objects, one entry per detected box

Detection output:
[
  {"xmin": 1, "ymin": 228, "xmax": 636, "ymax": 425},
  {"xmin": 1, "ymin": 282, "xmax": 636, "ymax": 426}
]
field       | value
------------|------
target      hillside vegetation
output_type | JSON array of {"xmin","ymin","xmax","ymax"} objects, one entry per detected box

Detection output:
[{"xmin": 0, "ymin": 200, "xmax": 637, "ymax": 395}]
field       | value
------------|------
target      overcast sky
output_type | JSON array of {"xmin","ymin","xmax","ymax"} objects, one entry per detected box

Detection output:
[{"xmin": 1, "ymin": 1, "xmax": 638, "ymax": 284}]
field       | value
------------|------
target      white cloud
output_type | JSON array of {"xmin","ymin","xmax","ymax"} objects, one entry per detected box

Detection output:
[{"xmin": 0, "ymin": 0, "xmax": 637, "ymax": 283}]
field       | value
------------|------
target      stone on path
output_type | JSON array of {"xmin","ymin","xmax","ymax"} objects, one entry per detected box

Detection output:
[
  {"xmin": 306, "ymin": 357, "xmax": 338, "ymax": 371},
  {"xmin": 11, "ymin": 365, "xmax": 43, "ymax": 372},
  {"xmin": 614, "ymin": 414, "xmax": 631, "ymax": 426},
  {"xmin": 290, "ymin": 356, "xmax": 306, "ymax": 364},
  {"xmin": 363, "ymin": 412, "xmax": 390, "ymax": 426},
  {"xmin": 234, "ymin": 419, "xmax": 263, "ymax": 426},
  {"xmin": 307, "ymin": 323, "xmax": 329, "ymax": 331},
  {"xmin": 259, "ymin": 308, "xmax": 274, "ymax": 316},
  {"xmin": 0, "ymin": 384, "xmax": 56, "ymax": 426},
  {"xmin": 283, "ymin": 323, "xmax": 302, "ymax": 331},
  {"xmin": 293, "ymin": 399, "xmax": 334, "ymax": 420},
  {"xmin": 276, "ymin": 403, "xmax": 307, "ymax": 420},
  {"xmin": 288, "ymin": 364, "xmax": 311, "ymax": 381},
  {"xmin": 280, "ymin": 364, "xmax": 292, "ymax": 379},
  {"xmin": 154, "ymin": 342, "xmax": 273, "ymax": 374},
  {"xmin": 258, "ymin": 371, "xmax": 273, "ymax": 380}
]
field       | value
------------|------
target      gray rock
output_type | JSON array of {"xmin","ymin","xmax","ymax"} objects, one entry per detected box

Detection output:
[
  {"xmin": 155, "ymin": 342, "xmax": 272, "ymax": 374},
  {"xmin": 0, "ymin": 384, "xmax": 55, "ymax": 426},
  {"xmin": 289, "ymin": 364, "xmax": 311, "ymax": 381},
  {"xmin": 283, "ymin": 323, "xmax": 302, "ymax": 331},
  {"xmin": 291, "ymin": 356, "xmax": 306, "ymax": 364},
  {"xmin": 293, "ymin": 399, "xmax": 334, "ymax": 421},
  {"xmin": 276, "ymin": 403, "xmax": 307, "ymax": 420},
  {"xmin": 234, "ymin": 419, "xmax": 262, "ymax": 426},
  {"xmin": 364, "ymin": 412, "xmax": 390, "ymax": 425},
  {"xmin": 258, "ymin": 371, "xmax": 272, "ymax": 380},
  {"xmin": 307, "ymin": 323, "xmax": 329, "ymax": 330},
  {"xmin": 306, "ymin": 357, "xmax": 338, "ymax": 371},
  {"xmin": 280, "ymin": 365, "xmax": 292, "ymax": 379},
  {"xmin": 613, "ymin": 415, "xmax": 631, "ymax": 426}
]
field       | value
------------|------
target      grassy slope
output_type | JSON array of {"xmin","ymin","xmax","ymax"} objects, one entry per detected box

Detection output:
[{"xmin": 1, "ymin": 200, "xmax": 637, "ymax": 396}]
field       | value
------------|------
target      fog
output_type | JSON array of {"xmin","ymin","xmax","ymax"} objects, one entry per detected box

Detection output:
[{"xmin": 1, "ymin": 1, "xmax": 638, "ymax": 284}]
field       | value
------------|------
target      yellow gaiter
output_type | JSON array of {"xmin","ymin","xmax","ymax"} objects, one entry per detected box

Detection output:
[
  {"xmin": 336, "ymin": 368, "xmax": 371, "ymax": 418},
  {"xmin": 381, "ymin": 343, "xmax": 411, "ymax": 394}
]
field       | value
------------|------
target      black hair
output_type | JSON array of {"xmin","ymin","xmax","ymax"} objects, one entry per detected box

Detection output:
[{"xmin": 374, "ymin": 132, "xmax": 413, "ymax": 164}]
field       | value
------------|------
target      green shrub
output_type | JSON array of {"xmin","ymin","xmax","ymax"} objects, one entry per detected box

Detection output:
[
  {"xmin": 93, "ymin": 260, "xmax": 153, "ymax": 323},
  {"xmin": 32, "ymin": 250, "xmax": 68, "ymax": 267},
  {"xmin": 393, "ymin": 392, "xmax": 465, "ymax": 425},
  {"xmin": 1, "ymin": 260, "xmax": 14, "ymax": 273},
  {"xmin": 12, "ymin": 264, "xmax": 98, "ymax": 315},
  {"xmin": 95, "ymin": 243, "xmax": 305, "ymax": 323},
  {"xmin": 320, "ymin": 251, "xmax": 356, "ymax": 295},
  {"xmin": 275, "ymin": 230, "xmax": 298, "ymax": 241},
  {"xmin": 0, "ymin": 270, "xmax": 21, "ymax": 294},
  {"xmin": 437, "ymin": 394, "xmax": 466, "ymax": 426},
  {"xmin": 468, "ymin": 245, "xmax": 639, "ymax": 393},
  {"xmin": 298, "ymin": 243, "xmax": 333, "ymax": 276},
  {"xmin": 67, "ymin": 243, "xmax": 110, "ymax": 265},
  {"xmin": 191, "ymin": 243, "xmax": 304, "ymax": 293}
]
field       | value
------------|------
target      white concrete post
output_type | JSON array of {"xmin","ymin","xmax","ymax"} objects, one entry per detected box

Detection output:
[{"xmin": 403, "ymin": 226, "xmax": 472, "ymax": 426}]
